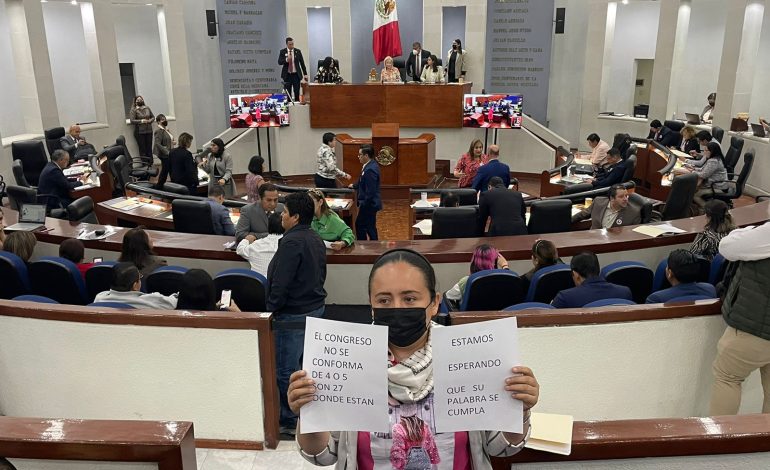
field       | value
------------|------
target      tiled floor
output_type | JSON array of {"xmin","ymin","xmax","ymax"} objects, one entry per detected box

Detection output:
[{"xmin": 196, "ymin": 442, "xmax": 334, "ymax": 470}]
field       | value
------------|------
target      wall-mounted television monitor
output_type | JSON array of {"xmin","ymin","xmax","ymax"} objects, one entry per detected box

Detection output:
[
  {"xmin": 228, "ymin": 93, "xmax": 290, "ymax": 128},
  {"xmin": 462, "ymin": 94, "xmax": 523, "ymax": 129}
]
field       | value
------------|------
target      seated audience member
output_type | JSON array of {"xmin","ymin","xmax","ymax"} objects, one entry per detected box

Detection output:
[
  {"xmin": 118, "ymin": 227, "xmax": 167, "ymax": 277},
  {"xmin": 690, "ymin": 199, "xmax": 735, "ymax": 261},
  {"xmin": 59, "ymin": 238, "xmax": 93, "ymax": 278},
  {"xmin": 471, "ymin": 145, "xmax": 510, "ymax": 192},
  {"xmin": 314, "ymin": 56, "xmax": 343, "ymax": 84},
  {"xmin": 206, "ymin": 185, "xmax": 236, "ymax": 236},
  {"xmin": 445, "ymin": 244, "xmax": 509, "ymax": 308},
  {"xmin": 679, "ymin": 126, "xmax": 699, "ymax": 154},
  {"xmin": 645, "ymin": 249, "xmax": 716, "ymax": 303},
  {"xmin": 648, "ymin": 119, "xmax": 678, "ymax": 147},
  {"xmin": 245, "ymin": 155, "xmax": 265, "ymax": 203},
  {"xmin": 572, "ymin": 184, "xmax": 641, "ymax": 229},
  {"xmin": 60, "ymin": 124, "xmax": 97, "ymax": 161},
  {"xmin": 307, "ymin": 188, "xmax": 354, "ymax": 251},
  {"xmin": 420, "ymin": 54, "xmax": 444, "ymax": 84},
  {"xmin": 236, "ymin": 183, "xmax": 284, "ymax": 242},
  {"xmin": 676, "ymin": 142, "xmax": 728, "ymax": 212},
  {"xmin": 441, "ymin": 192, "xmax": 460, "ymax": 207},
  {"xmin": 168, "ymin": 132, "xmax": 198, "ymax": 195},
  {"xmin": 551, "ymin": 252, "xmax": 632, "ymax": 308},
  {"xmin": 176, "ymin": 268, "xmax": 240, "ymax": 312},
  {"xmin": 589, "ymin": 148, "xmax": 626, "ymax": 189},
  {"xmin": 237, "ymin": 212, "xmax": 284, "ymax": 276},
  {"xmin": 380, "ymin": 56, "xmax": 401, "ymax": 83},
  {"xmin": 478, "ymin": 176, "xmax": 527, "ymax": 236},
  {"xmin": 521, "ymin": 240, "xmax": 562, "ymax": 291},
  {"xmin": 3, "ymin": 231, "xmax": 36, "ymax": 264},
  {"xmin": 93, "ymin": 262, "xmax": 177, "ymax": 309},
  {"xmin": 582, "ymin": 133, "xmax": 610, "ymax": 168},
  {"xmin": 684, "ymin": 130, "xmax": 719, "ymax": 163},
  {"xmin": 38, "ymin": 149, "xmax": 88, "ymax": 211},
  {"xmin": 315, "ymin": 132, "xmax": 350, "ymax": 189},
  {"xmin": 0, "ymin": 208, "xmax": 5, "ymax": 250},
  {"xmin": 701, "ymin": 92, "xmax": 716, "ymax": 123}
]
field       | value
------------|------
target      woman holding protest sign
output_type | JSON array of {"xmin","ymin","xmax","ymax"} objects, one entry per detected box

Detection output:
[{"xmin": 287, "ymin": 248, "xmax": 539, "ymax": 469}]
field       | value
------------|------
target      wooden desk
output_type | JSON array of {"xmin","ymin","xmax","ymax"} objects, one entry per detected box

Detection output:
[
  {"xmin": 67, "ymin": 158, "xmax": 115, "ymax": 204},
  {"xmin": 308, "ymin": 82, "xmax": 473, "ymax": 128},
  {"xmin": 337, "ymin": 133, "xmax": 436, "ymax": 186},
  {"xmin": 0, "ymin": 417, "xmax": 196, "ymax": 469},
  {"xmin": 96, "ymin": 197, "xmax": 242, "ymax": 231}
]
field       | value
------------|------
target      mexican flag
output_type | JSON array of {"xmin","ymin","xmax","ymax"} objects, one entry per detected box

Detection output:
[{"xmin": 373, "ymin": 0, "xmax": 402, "ymax": 64}]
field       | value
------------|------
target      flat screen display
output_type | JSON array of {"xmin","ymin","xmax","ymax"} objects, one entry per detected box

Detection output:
[
  {"xmin": 462, "ymin": 94, "xmax": 523, "ymax": 129},
  {"xmin": 229, "ymin": 93, "xmax": 290, "ymax": 128}
]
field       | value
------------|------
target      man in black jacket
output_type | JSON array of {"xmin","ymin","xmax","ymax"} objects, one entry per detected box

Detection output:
[
  {"xmin": 590, "ymin": 148, "xmax": 627, "ymax": 189},
  {"xmin": 278, "ymin": 37, "xmax": 308, "ymax": 102},
  {"xmin": 38, "ymin": 149, "xmax": 88, "ymax": 211},
  {"xmin": 405, "ymin": 41, "xmax": 431, "ymax": 82},
  {"xmin": 648, "ymin": 119, "xmax": 678, "ymax": 147},
  {"xmin": 267, "ymin": 192, "xmax": 326, "ymax": 437},
  {"xmin": 478, "ymin": 176, "xmax": 527, "ymax": 236}
]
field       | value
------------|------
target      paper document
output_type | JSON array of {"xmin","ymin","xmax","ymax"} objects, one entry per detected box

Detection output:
[
  {"xmin": 412, "ymin": 219, "xmax": 433, "ymax": 235},
  {"xmin": 327, "ymin": 199, "xmax": 350, "ymax": 210},
  {"xmin": 323, "ymin": 240, "xmax": 334, "ymax": 249},
  {"xmin": 143, "ymin": 203, "xmax": 166, "ymax": 212},
  {"xmin": 300, "ymin": 317, "xmax": 389, "ymax": 434},
  {"xmin": 633, "ymin": 223, "xmax": 686, "ymax": 237},
  {"xmin": 111, "ymin": 198, "xmax": 142, "ymax": 209},
  {"xmin": 525, "ymin": 413, "xmax": 574, "ymax": 455},
  {"xmin": 410, "ymin": 199, "xmax": 438, "ymax": 209},
  {"xmin": 432, "ymin": 317, "xmax": 523, "ymax": 434},
  {"xmin": 571, "ymin": 207, "xmax": 582, "ymax": 217}
]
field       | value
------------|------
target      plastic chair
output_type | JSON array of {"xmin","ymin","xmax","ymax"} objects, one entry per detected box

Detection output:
[
  {"xmin": 525, "ymin": 264, "xmax": 574, "ymax": 303},
  {"xmin": 12, "ymin": 295, "xmax": 59, "ymax": 304},
  {"xmin": 88, "ymin": 302, "xmax": 137, "ymax": 309},
  {"xmin": 0, "ymin": 251, "xmax": 31, "ymax": 299},
  {"xmin": 145, "ymin": 266, "xmax": 189, "ymax": 296},
  {"xmin": 503, "ymin": 302, "xmax": 555, "ymax": 311},
  {"xmin": 214, "ymin": 268, "xmax": 268, "ymax": 312},
  {"xmin": 29, "ymin": 257, "xmax": 89, "ymax": 305},
  {"xmin": 600, "ymin": 261, "xmax": 654, "ymax": 304},
  {"xmin": 85, "ymin": 261, "xmax": 117, "ymax": 302},
  {"xmin": 460, "ymin": 269, "xmax": 525, "ymax": 311},
  {"xmin": 583, "ymin": 298, "xmax": 636, "ymax": 308}
]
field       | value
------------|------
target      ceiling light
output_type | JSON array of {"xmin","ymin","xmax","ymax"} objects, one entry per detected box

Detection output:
[
  {"xmin": 71, "ymin": 0, "xmax": 78, "ymax": 5},
  {"xmin": 622, "ymin": 0, "xmax": 629, "ymax": 4}
]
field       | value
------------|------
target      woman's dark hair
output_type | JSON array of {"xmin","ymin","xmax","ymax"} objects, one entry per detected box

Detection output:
[
  {"xmin": 532, "ymin": 239, "xmax": 559, "ymax": 269},
  {"xmin": 177, "ymin": 269, "xmax": 217, "ymax": 311},
  {"xmin": 707, "ymin": 92, "xmax": 716, "ymax": 101},
  {"xmin": 368, "ymin": 249, "xmax": 436, "ymax": 299},
  {"xmin": 284, "ymin": 192, "xmax": 315, "ymax": 225},
  {"xmin": 704, "ymin": 199, "xmax": 736, "ymax": 234},
  {"xmin": 322, "ymin": 56, "xmax": 334, "ymax": 70},
  {"xmin": 428, "ymin": 54, "xmax": 439, "ymax": 73},
  {"xmin": 453, "ymin": 39, "xmax": 463, "ymax": 51},
  {"xmin": 705, "ymin": 141, "xmax": 725, "ymax": 164},
  {"xmin": 133, "ymin": 95, "xmax": 144, "ymax": 107},
  {"xmin": 155, "ymin": 114, "xmax": 166, "ymax": 123},
  {"xmin": 178, "ymin": 132, "xmax": 193, "ymax": 149},
  {"xmin": 118, "ymin": 227, "xmax": 155, "ymax": 271},
  {"xmin": 59, "ymin": 238, "xmax": 85, "ymax": 264},
  {"xmin": 248, "ymin": 155, "xmax": 264, "ymax": 175},
  {"xmin": 210, "ymin": 138, "xmax": 225, "ymax": 158},
  {"xmin": 322, "ymin": 132, "xmax": 336, "ymax": 146}
]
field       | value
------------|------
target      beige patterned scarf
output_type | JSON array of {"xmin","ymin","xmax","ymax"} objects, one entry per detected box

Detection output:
[{"xmin": 387, "ymin": 328, "xmax": 434, "ymax": 404}]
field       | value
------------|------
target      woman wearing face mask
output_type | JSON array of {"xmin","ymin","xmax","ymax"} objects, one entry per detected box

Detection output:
[
  {"xmin": 129, "ymin": 95, "xmax": 154, "ymax": 159},
  {"xmin": 153, "ymin": 114, "xmax": 174, "ymax": 190},
  {"xmin": 198, "ymin": 137, "xmax": 236, "ymax": 197},
  {"xmin": 445, "ymin": 39, "xmax": 467, "ymax": 83},
  {"xmin": 288, "ymin": 249, "xmax": 539, "ymax": 469}
]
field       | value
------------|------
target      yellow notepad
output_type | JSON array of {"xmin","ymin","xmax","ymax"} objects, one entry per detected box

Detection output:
[{"xmin": 524, "ymin": 412, "xmax": 573, "ymax": 455}]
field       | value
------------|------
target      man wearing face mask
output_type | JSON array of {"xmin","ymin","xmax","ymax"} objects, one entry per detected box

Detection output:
[{"xmin": 405, "ymin": 41, "xmax": 431, "ymax": 82}]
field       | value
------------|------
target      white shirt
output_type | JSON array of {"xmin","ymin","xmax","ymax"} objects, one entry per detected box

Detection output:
[
  {"xmin": 718, "ymin": 221, "xmax": 770, "ymax": 261},
  {"xmin": 236, "ymin": 234, "xmax": 282, "ymax": 276}
]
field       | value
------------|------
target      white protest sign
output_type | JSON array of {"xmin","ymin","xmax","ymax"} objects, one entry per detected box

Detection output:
[
  {"xmin": 432, "ymin": 317, "xmax": 523, "ymax": 433},
  {"xmin": 300, "ymin": 317, "xmax": 389, "ymax": 434}
]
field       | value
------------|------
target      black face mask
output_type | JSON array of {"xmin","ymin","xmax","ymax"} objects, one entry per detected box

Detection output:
[
  {"xmin": 137, "ymin": 100, "xmax": 144, "ymax": 106},
  {"xmin": 161, "ymin": 121, "xmax": 168, "ymax": 127},
  {"xmin": 372, "ymin": 307, "xmax": 429, "ymax": 347},
  {"xmin": 452, "ymin": 44, "xmax": 458, "ymax": 50}
]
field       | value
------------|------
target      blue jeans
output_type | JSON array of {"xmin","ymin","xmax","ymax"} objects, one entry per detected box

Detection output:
[{"xmin": 273, "ymin": 306, "xmax": 325, "ymax": 429}]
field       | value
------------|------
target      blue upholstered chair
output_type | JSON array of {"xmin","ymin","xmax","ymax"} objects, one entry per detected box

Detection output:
[
  {"xmin": 583, "ymin": 298, "xmax": 636, "ymax": 308},
  {"xmin": 503, "ymin": 302, "xmax": 555, "ymax": 311},
  {"xmin": 85, "ymin": 261, "xmax": 117, "ymax": 302},
  {"xmin": 600, "ymin": 261, "xmax": 653, "ymax": 304},
  {"xmin": 709, "ymin": 254, "xmax": 727, "ymax": 285},
  {"xmin": 214, "ymin": 268, "xmax": 268, "ymax": 312},
  {"xmin": 666, "ymin": 295, "xmax": 714, "ymax": 303},
  {"xmin": 88, "ymin": 301, "xmax": 137, "ymax": 309},
  {"xmin": 525, "ymin": 264, "xmax": 574, "ymax": 304},
  {"xmin": 0, "ymin": 251, "xmax": 31, "ymax": 299},
  {"xmin": 145, "ymin": 266, "xmax": 189, "ymax": 296},
  {"xmin": 459, "ymin": 269, "xmax": 525, "ymax": 311},
  {"xmin": 29, "ymin": 256, "xmax": 88, "ymax": 305},
  {"xmin": 12, "ymin": 295, "xmax": 59, "ymax": 304}
]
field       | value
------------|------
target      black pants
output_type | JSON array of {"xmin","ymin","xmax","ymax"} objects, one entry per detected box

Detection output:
[
  {"xmin": 355, "ymin": 207, "xmax": 378, "ymax": 240},
  {"xmin": 314, "ymin": 174, "xmax": 337, "ymax": 188},
  {"xmin": 135, "ymin": 132, "xmax": 153, "ymax": 158},
  {"xmin": 155, "ymin": 156, "xmax": 169, "ymax": 189},
  {"xmin": 284, "ymin": 73, "xmax": 301, "ymax": 101}
]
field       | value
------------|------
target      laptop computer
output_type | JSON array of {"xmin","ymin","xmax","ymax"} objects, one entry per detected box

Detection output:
[
  {"xmin": 4, "ymin": 203, "xmax": 47, "ymax": 232},
  {"xmin": 685, "ymin": 113, "xmax": 701, "ymax": 125},
  {"xmin": 751, "ymin": 123, "xmax": 767, "ymax": 138},
  {"xmin": 730, "ymin": 118, "xmax": 748, "ymax": 132}
]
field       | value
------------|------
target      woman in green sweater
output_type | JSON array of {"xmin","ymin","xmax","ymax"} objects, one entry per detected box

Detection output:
[{"xmin": 308, "ymin": 189, "xmax": 355, "ymax": 251}]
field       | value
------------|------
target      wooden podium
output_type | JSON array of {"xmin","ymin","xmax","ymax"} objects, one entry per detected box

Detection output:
[{"xmin": 336, "ymin": 124, "xmax": 436, "ymax": 186}]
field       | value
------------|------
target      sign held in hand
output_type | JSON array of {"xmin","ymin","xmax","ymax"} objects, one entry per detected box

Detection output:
[
  {"xmin": 432, "ymin": 317, "xmax": 523, "ymax": 433},
  {"xmin": 300, "ymin": 317, "xmax": 389, "ymax": 434}
]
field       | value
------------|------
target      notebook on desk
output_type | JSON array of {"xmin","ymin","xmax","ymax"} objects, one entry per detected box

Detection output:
[
  {"xmin": 4, "ymin": 203, "xmax": 47, "ymax": 232},
  {"xmin": 751, "ymin": 123, "xmax": 767, "ymax": 138},
  {"xmin": 685, "ymin": 113, "xmax": 701, "ymax": 125}
]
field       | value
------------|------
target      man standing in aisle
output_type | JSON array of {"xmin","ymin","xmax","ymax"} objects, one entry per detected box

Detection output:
[
  {"xmin": 349, "ymin": 144, "xmax": 382, "ymax": 240},
  {"xmin": 278, "ymin": 37, "xmax": 308, "ymax": 102}
]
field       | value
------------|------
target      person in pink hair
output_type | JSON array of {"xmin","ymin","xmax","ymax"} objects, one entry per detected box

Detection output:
[{"xmin": 444, "ymin": 244, "xmax": 509, "ymax": 308}]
